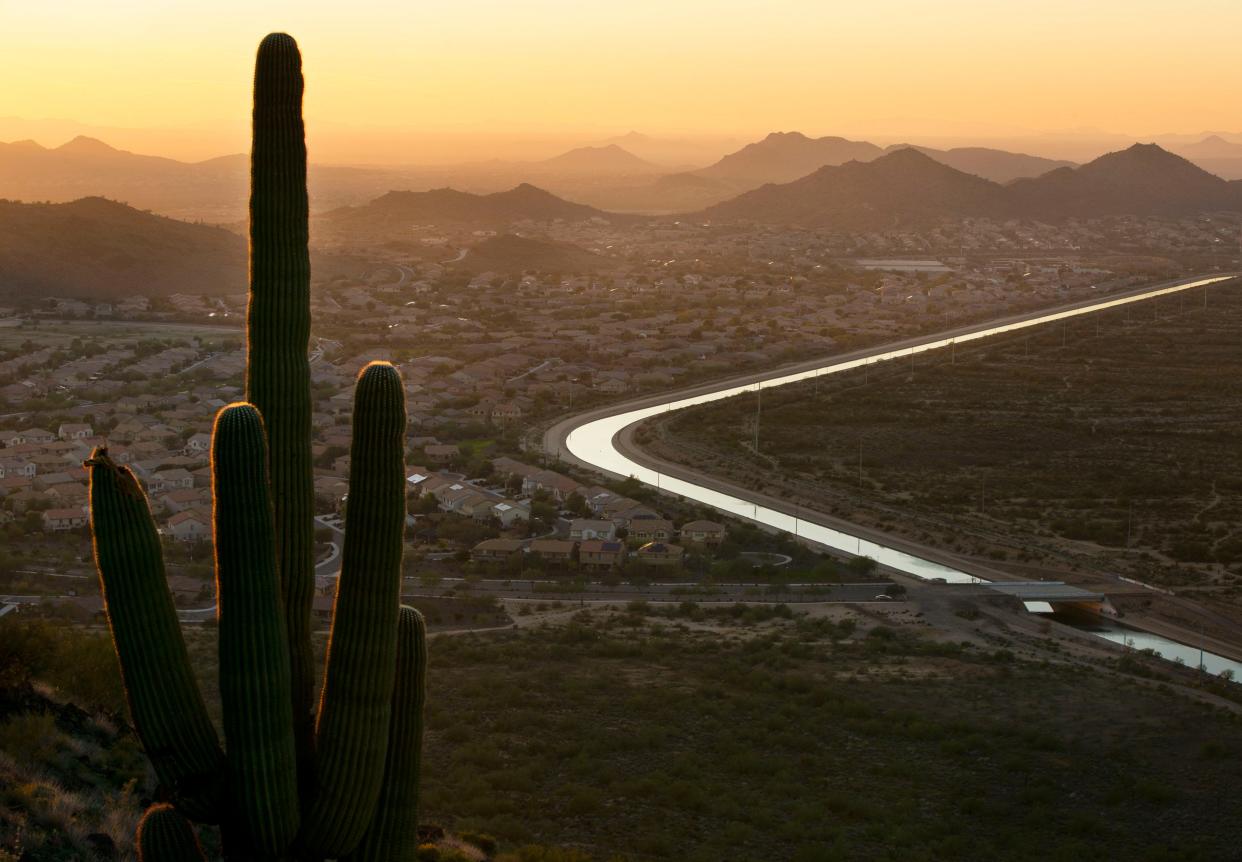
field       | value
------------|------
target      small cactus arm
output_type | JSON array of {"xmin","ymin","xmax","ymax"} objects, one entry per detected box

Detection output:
[
  {"xmin": 343, "ymin": 606, "xmax": 428, "ymax": 861},
  {"xmin": 136, "ymin": 804, "xmax": 208, "ymax": 862},
  {"xmin": 212, "ymin": 404, "xmax": 300, "ymax": 852},
  {"xmin": 299, "ymin": 362, "xmax": 408, "ymax": 857},
  {"xmin": 86, "ymin": 450, "xmax": 224, "ymax": 822}
]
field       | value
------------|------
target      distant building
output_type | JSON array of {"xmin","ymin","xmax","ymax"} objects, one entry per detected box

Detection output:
[
  {"xmin": 57, "ymin": 423, "xmax": 93, "ymax": 441},
  {"xmin": 635, "ymin": 542, "xmax": 684, "ymax": 567},
  {"xmin": 579, "ymin": 539, "xmax": 625, "ymax": 570},
  {"xmin": 569, "ymin": 519, "xmax": 616, "ymax": 542},
  {"xmin": 471, "ymin": 538, "xmax": 524, "ymax": 563},
  {"xmin": 42, "ymin": 507, "xmax": 88, "ymax": 532},
  {"xmin": 680, "ymin": 520, "xmax": 727, "ymax": 546},
  {"xmin": 166, "ymin": 510, "xmax": 211, "ymax": 543},
  {"xmin": 528, "ymin": 538, "xmax": 576, "ymax": 565}
]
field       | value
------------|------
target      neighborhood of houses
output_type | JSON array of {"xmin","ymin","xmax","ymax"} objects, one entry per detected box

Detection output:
[
  {"xmin": 417, "ymin": 455, "xmax": 726, "ymax": 572},
  {"xmin": 0, "ymin": 411, "xmax": 728, "ymax": 578}
]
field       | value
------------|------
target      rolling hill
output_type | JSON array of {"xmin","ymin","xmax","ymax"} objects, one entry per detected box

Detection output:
[
  {"xmin": 1009, "ymin": 143, "xmax": 1242, "ymax": 217},
  {"xmin": 691, "ymin": 131, "xmax": 885, "ymax": 187},
  {"xmin": 452, "ymin": 234, "xmax": 618, "ymax": 274},
  {"xmin": 320, "ymin": 184, "xmax": 624, "ymax": 237},
  {"xmin": 0, "ymin": 197, "xmax": 247, "ymax": 299},
  {"xmin": 537, "ymin": 144, "xmax": 659, "ymax": 174},
  {"xmin": 699, "ymin": 148, "xmax": 1012, "ymax": 228}
]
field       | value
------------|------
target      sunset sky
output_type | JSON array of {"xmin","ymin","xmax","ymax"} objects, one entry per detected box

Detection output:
[{"xmin": 4, "ymin": 0, "xmax": 1241, "ymax": 163}]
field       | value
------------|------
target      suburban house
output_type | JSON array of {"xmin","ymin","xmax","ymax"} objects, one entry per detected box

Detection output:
[
  {"xmin": 570, "ymin": 519, "xmax": 617, "ymax": 542},
  {"xmin": 424, "ymin": 444, "xmax": 461, "ymax": 464},
  {"xmin": 491, "ymin": 501, "xmax": 530, "ymax": 528},
  {"xmin": 184, "ymin": 432, "xmax": 212, "ymax": 456},
  {"xmin": 627, "ymin": 519, "xmax": 675, "ymax": 544},
  {"xmin": 167, "ymin": 510, "xmax": 212, "ymax": 542},
  {"xmin": 458, "ymin": 493, "xmax": 501, "ymax": 522},
  {"xmin": 528, "ymin": 538, "xmax": 576, "ymax": 565},
  {"xmin": 634, "ymin": 542, "xmax": 684, "ymax": 567},
  {"xmin": 578, "ymin": 539, "xmax": 626, "ymax": 569},
  {"xmin": 0, "ymin": 459, "xmax": 36, "ymax": 479},
  {"xmin": 42, "ymin": 507, "xmax": 88, "ymax": 532},
  {"xmin": 523, "ymin": 469, "xmax": 584, "ymax": 502},
  {"xmin": 57, "ymin": 423, "xmax": 94, "ymax": 440},
  {"xmin": 490, "ymin": 402, "xmax": 523, "ymax": 424},
  {"xmin": 149, "ymin": 468, "xmax": 194, "ymax": 494},
  {"xmin": 471, "ymin": 538, "xmax": 525, "ymax": 563},
  {"xmin": 491, "ymin": 457, "xmax": 541, "ymax": 482},
  {"xmin": 680, "ymin": 520, "xmax": 727, "ymax": 546}
]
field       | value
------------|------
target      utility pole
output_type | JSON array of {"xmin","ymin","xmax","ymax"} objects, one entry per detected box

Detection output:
[{"xmin": 753, "ymin": 384, "xmax": 761, "ymax": 453}]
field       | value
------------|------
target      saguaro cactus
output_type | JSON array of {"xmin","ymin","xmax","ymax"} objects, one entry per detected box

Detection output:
[
  {"xmin": 85, "ymin": 33, "xmax": 428, "ymax": 860},
  {"xmin": 246, "ymin": 30, "xmax": 318, "ymax": 770}
]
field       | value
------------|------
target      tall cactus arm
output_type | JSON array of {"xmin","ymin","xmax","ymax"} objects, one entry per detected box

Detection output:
[
  {"xmin": 343, "ymin": 606, "xmax": 428, "ymax": 862},
  {"xmin": 86, "ymin": 449, "xmax": 224, "ymax": 823},
  {"xmin": 300, "ymin": 362, "xmax": 408, "ymax": 857},
  {"xmin": 212, "ymin": 404, "xmax": 300, "ymax": 853},
  {"xmin": 246, "ymin": 30, "xmax": 317, "ymax": 769},
  {"xmin": 136, "ymin": 804, "xmax": 208, "ymax": 862}
]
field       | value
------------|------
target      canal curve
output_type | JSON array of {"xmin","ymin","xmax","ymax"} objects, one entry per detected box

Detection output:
[{"xmin": 545, "ymin": 273, "xmax": 1241, "ymax": 676}]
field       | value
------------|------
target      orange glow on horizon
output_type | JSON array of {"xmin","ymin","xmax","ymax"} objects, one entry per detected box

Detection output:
[{"xmin": 3, "ymin": 0, "xmax": 1241, "ymax": 164}]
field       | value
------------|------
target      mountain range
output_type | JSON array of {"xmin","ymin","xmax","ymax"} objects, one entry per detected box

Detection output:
[
  {"xmin": 2, "ymin": 143, "xmax": 1240, "ymax": 300},
  {"xmin": 319, "ymin": 184, "xmax": 618, "ymax": 237},
  {"xmin": 0, "ymin": 136, "xmax": 409, "ymax": 223},
  {"xmin": 700, "ymin": 144, "xmax": 1242, "ymax": 228},
  {"xmin": 7, "ymin": 130, "xmax": 1239, "ymax": 223}
]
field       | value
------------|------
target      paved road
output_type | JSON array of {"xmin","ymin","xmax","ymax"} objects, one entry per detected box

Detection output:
[{"xmin": 414, "ymin": 577, "xmax": 897, "ymax": 603}]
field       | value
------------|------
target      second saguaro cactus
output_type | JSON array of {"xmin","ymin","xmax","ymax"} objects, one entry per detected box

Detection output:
[{"xmin": 85, "ymin": 33, "xmax": 428, "ymax": 861}]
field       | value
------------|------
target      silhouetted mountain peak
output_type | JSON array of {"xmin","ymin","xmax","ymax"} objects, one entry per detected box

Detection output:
[
  {"xmin": 762, "ymin": 131, "xmax": 811, "ymax": 142},
  {"xmin": 1081, "ymin": 144, "xmax": 1219, "ymax": 183},
  {"xmin": 55, "ymin": 135, "xmax": 118, "ymax": 155},
  {"xmin": 540, "ymin": 144, "xmax": 656, "ymax": 172}
]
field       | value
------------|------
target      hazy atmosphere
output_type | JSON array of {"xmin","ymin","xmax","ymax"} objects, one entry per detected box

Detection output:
[
  {"xmin": 4, "ymin": 3, "xmax": 1242, "ymax": 861},
  {"xmin": 6, "ymin": 0, "xmax": 1242, "ymax": 163}
]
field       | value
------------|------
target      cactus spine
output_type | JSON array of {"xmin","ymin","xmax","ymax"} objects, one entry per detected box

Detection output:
[
  {"xmin": 211, "ymin": 404, "xmax": 300, "ymax": 852},
  {"xmin": 86, "ymin": 453, "xmax": 224, "ymax": 822},
  {"xmin": 136, "ymin": 804, "xmax": 208, "ymax": 862},
  {"xmin": 344, "ymin": 606, "xmax": 428, "ymax": 862},
  {"xmin": 86, "ymin": 34, "xmax": 424, "ymax": 861},
  {"xmin": 246, "ymin": 30, "xmax": 318, "ymax": 769},
  {"xmin": 301, "ymin": 362, "xmax": 408, "ymax": 856}
]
